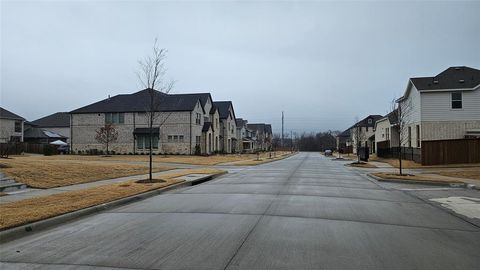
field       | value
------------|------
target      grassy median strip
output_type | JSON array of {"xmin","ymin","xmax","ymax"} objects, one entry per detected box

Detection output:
[
  {"xmin": 0, "ymin": 158, "xmax": 171, "ymax": 188},
  {"xmin": 0, "ymin": 168, "xmax": 225, "ymax": 230},
  {"xmin": 230, "ymin": 152, "xmax": 294, "ymax": 166},
  {"xmin": 372, "ymin": 172, "xmax": 463, "ymax": 184}
]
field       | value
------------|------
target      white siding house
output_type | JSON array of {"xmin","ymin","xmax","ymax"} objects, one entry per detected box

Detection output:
[{"xmin": 397, "ymin": 66, "xmax": 480, "ymax": 148}]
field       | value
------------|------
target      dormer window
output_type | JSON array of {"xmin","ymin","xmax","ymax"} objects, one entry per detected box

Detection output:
[{"xmin": 451, "ymin": 92, "xmax": 462, "ymax": 109}]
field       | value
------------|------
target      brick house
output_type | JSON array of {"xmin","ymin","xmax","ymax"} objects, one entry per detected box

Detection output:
[
  {"xmin": 212, "ymin": 101, "xmax": 237, "ymax": 153},
  {"xmin": 0, "ymin": 107, "xmax": 25, "ymax": 143},
  {"xmin": 70, "ymin": 89, "xmax": 214, "ymax": 155}
]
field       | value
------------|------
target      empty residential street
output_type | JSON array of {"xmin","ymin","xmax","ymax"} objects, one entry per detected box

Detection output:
[{"xmin": 1, "ymin": 153, "xmax": 479, "ymax": 270}]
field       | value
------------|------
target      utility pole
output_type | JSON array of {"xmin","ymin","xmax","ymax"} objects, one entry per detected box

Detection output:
[
  {"xmin": 290, "ymin": 130, "xmax": 293, "ymax": 152},
  {"xmin": 281, "ymin": 111, "xmax": 284, "ymax": 148}
]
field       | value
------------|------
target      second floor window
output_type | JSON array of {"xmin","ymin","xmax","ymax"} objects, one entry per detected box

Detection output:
[
  {"xmin": 451, "ymin": 92, "xmax": 462, "ymax": 109},
  {"xmin": 195, "ymin": 113, "xmax": 201, "ymax": 125},
  {"xmin": 14, "ymin": 121, "xmax": 22, "ymax": 132},
  {"xmin": 106, "ymin": 112, "xmax": 124, "ymax": 124}
]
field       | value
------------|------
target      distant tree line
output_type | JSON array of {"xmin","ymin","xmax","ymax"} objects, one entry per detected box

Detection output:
[
  {"xmin": 272, "ymin": 131, "xmax": 340, "ymax": 152},
  {"xmin": 297, "ymin": 131, "xmax": 339, "ymax": 151}
]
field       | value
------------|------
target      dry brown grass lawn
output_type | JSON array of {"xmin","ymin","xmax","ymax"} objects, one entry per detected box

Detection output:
[
  {"xmin": 372, "ymin": 172, "xmax": 463, "ymax": 184},
  {"xmin": 0, "ymin": 168, "xmax": 226, "ymax": 230},
  {"xmin": 435, "ymin": 168, "xmax": 480, "ymax": 181},
  {"xmin": 368, "ymin": 157, "xmax": 423, "ymax": 169},
  {"xmin": 10, "ymin": 152, "xmax": 291, "ymax": 166},
  {"xmin": 0, "ymin": 157, "xmax": 171, "ymax": 188}
]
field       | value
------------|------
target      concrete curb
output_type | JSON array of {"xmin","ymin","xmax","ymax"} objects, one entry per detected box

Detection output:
[
  {"xmin": 367, "ymin": 173, "xmax": 467, "ymax": 188},
  {"xmin": 0, "ymin": 172, "xmax": 226, "ymax": 244}
]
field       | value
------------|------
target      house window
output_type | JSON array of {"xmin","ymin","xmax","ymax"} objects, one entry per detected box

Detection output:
[
  {"xmin": 368, "ymin": 119, "xmax": 372, "ymax": 124},
  {"xmin": 105, "ymin": 113, "xmax": 125, "ymax": 124},
  {"xmin": 408, "ymin": 126, "xmax": 412, "ymax": 147},
  {"xmin": 195, "ymin": 113, "xmax": 201, "ymax": 125},
  {"xmin": 173, "ymin": 135, "xmax": 178, "ymax": 142},
  {"xmin": 168, "ymin": 135, "xmax": 173, "ymax": 142},
  {"xmin": 14, "ymin": 121, "xmax": 22, "ymax": 133},
  {"xmin": 416, "ymin": 125, "xmax": 420, "ymax": 147},
  {"xmin": 451, "ymin": 92, "xmax": 462, "ymax": 109},
  {"xmin": 137, "ymin": 135, "xmax": 158, "ymax": 149},
  {"xmin": 195, "ymin": 136, "xmax": 201, "ymax": 146},
  {"xmin": 179, "ymin": 135, "xmax": 184, "ymax": 142}
]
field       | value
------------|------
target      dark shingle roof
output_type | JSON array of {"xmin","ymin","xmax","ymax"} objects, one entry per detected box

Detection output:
[
  {"xmin": 353, "ymin": 115, "xmax": 383, "ymax": 128},
  {"xmin": 213, "ymin": 101, "xmax": 235, "ymax": 119},
  {"xmin": 71, "ymin": 89, "xmax": 202, "ymax": 114},
  {"xmin": 0, "ymin": 107, "xmax": 25, "ymax": 120},
  {"xmin": 247, "ymin": 123, "xmax": 267, "ymax": 134},
  {"xmin": 410, "ymin": 66, "xmax": 480, "ymax": 91},
  {"xmin": 338, "ymin": 129, "xmax": 351, "ymax": 137},
  {"xmin": 171, "ymin": 93, "xmax": 212, "ymax": 108},
  {"xmin": 32, "ymin": 112, "xmax": 70, "ymax": 127},
  {"xmin": 202, "ymin": 122, "xmax": 213, "ymax": 132},
  {"xmin": 24, "ymin": 127, "xmax": 65, "ymax": 139},
  {"xmin": 386, "ymin": 109, "xmax": 398, "ymax": 124},
  {"xmin": 265, "ymin": 124, "xmax": 272, "ymax": 134}
]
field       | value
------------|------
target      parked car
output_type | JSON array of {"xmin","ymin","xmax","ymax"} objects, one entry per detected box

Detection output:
[
  {"xmin": 57, "ymin": 144, "xmax": 69, "ymax": 154},
  {"xmin": 324, "ymin": 149, "xmax": 332, "ymax": 156}
]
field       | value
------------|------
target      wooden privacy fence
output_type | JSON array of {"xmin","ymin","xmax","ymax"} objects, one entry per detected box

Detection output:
[{"xmin": 421, "ymin": 138, "xmax": 480, "ymax": 165}]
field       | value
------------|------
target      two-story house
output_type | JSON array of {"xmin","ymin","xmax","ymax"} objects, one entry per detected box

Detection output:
[
  {"xmin": 0, "ymin": 107, "xmax": 25, "ymax": 143},
  {"xmin": 374, "ymin": 109, "xmax": 399, "ymax": 150},
  {"xmin": 397, "ymin": 66, "xmax": 480, "ymax": 148},
  {"xmin": 247, "ymin": 123, "xmax": 273, "ymax": 151},
  {"xmin": 31, "ymin": 112, "xmax": 71, "ymax": 142},
  {"xmin": 70, "ymin": 89, "xmax": 207, "ymax": 155},
  {"xmin": 350, "ymin": 115, "xmax": 383, "ymax": 154},
  {"xmin": 213, "ymin": 101, "xmax": 237, "ymax": 153}
]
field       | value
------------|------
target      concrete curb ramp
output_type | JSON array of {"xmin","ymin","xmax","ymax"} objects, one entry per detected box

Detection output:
[
  {"xmin": 0, "ymin": 172, "xmax": 227, "ymax": 244},
  {"xmin": 366, "ymin": 173, "xmax": 474, "ymax": 189}
]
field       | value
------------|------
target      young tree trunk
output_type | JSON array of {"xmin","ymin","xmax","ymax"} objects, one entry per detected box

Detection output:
[
  {"xmin": 399, "ymin": 147, "xmax": 403, "ymax": 175},
  {"xmin": 149, "ymin": 110, "xmax": 153, "ymax": 181}
]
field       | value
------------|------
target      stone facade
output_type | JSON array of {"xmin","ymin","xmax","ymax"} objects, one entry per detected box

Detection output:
[
  {"xmin": 71, "ymin": 101, "xmax": 205, "ymax": 154},
  {"xmin": 0, "ymin": 118, "xmax": 24, "ymax": 143}
]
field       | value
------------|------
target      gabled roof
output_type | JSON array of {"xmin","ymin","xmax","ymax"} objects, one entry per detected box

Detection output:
[
  {"xmin": 171, "ymin": 93, "xmax": 212, "ymax": 109},
  {"xmin": 71, "ymin": 89, "xmax": 204, "ymax": 114},
  {"xmin": 202, "ymin": 122, "xmax": 214, "ymax": 132},
  {"xmin": 386, "ymin": 109, "xmax": 398, "ymax": 124},
  {"xmin": 0, "ymin": 107, "xmax": 25, "ymax": 121},
  {"xmin": 213, "ymin": 101, "xmax": 236, "ymax": 120},
  {"xmin": 32, "ymin": 112, "xmax": 70, "ymax": 128},
  {"xmin": 374, "ymin": 110, "xmax": 398, "ymax": 129},
  {"xmin": 265, "ymin": 124, "xmax": 272, "ymax": 134},
  {"xmin": 410, "ymin": 66, "xmax": 480, "ymax": 91},
  {"xmin": 236, "ymin": 118, "xmax": 248, "ymax": 128},
  {"xmin": 353, "ymin": 115, "xmax": 383, "ymax": 128},
  {"xmin": 247, "ymin": 123, "xmax": 267, "ymax": 134},
  {"xmin": 209, "ymin": 106, "xmax": 218, "ymax": 115},
  {"xmin": 337, "ymin": 129, "xmax": 351, "ymax": 138}
]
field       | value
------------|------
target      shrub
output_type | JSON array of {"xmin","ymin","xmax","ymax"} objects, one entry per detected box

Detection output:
[{"xmin": 43, "ymin": 145, "xmax": 54, "ymax": 156}]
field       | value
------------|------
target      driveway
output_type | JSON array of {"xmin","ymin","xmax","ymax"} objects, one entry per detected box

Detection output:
[{"xmin": 1, "ymin": 152, "xmax": 479, "ymax": 269}]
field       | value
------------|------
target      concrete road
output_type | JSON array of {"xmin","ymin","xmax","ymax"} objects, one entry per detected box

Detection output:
[{"xmin": 1, "ymin": 153, "xmax": 479, "ymax": 270}]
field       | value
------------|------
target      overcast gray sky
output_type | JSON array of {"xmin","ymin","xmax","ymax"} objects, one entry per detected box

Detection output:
[{"xmin": 1, "ymin": 1, "xmax": 479, "ymax": 133}]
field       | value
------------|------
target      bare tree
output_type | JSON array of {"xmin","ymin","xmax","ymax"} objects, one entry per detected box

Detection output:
[
  {"xmin": 137, "ymin": 38, "xmax": 174, "ymax": 181},
  {"xmin": 392, "ymin": 97, "xmax": 412, "ymax": 175},
  {"xmin": 95, "ymin": 124, "xmax": 118, "ymax": 155},
  {"xmin": 352, "ymin": 117, "xmax": 366, "ymax": 163}
]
